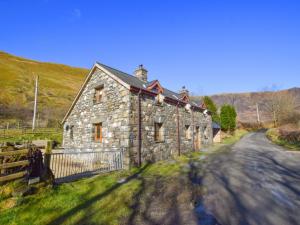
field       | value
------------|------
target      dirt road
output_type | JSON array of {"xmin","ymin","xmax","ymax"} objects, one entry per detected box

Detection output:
[
  {"xmin": 123, "ymin": 131, "xmax": 300, "ymax": 225},
  {"xmin": 199, "ymin": 131, "xmax": 300, "ymax": 225}
]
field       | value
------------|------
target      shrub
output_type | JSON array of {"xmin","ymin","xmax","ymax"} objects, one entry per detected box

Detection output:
[
  {"xmin": 220, "ymin": 104, "xmax": 237, "ymax": 132},
  {"xmin": 203, "ymin": 96, "xmax": 220, "ymax": 123}
]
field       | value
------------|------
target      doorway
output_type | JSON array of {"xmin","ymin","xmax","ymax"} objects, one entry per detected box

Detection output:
[{"xmin": 195, "ymin": 126, "xmax": 201, "ymax": 150}]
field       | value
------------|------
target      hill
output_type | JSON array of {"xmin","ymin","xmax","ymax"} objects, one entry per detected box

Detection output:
[
  {"xmin": 193, "ymin": 88, "xmax": 300, "ymax": 124},
  {"xmin": 0, "ymin": 51, "xmax": 88, "ymax": 127},
  {"xmin": 1, "ymin": 51, "xmax": 299, "ymax": 127}
]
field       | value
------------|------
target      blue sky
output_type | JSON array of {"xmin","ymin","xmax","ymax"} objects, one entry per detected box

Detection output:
[{"xmin": 0, "ymin": 0, "xmax": 300, "ymax": 95}]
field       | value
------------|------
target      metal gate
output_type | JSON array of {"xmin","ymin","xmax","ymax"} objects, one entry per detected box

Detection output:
[{"xmin": 49, "ymin": 150, "xmax": 124, "ymax": 182}]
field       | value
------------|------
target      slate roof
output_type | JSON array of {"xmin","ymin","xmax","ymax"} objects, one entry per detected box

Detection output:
[
  {"xmin": 97, "ymin": 62, "xmax": 199, "ymax": 106},
  {"xmin": 62, "ymin": 62, "xmax": 205, "ymax": 123}
]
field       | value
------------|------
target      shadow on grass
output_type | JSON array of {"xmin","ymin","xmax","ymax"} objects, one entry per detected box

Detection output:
[{"xmin": 47, "ymin": 164, "xmax": 150, "ymax": 225}]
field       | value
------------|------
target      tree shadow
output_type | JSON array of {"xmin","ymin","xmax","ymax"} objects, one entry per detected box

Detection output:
[
  {"xmin": 195, "ymin": 137, "xmax": 300, "ymax": 225},
  {"xmin": 47, "ymin": 164, "xmax": 150, "ymax": 225}
]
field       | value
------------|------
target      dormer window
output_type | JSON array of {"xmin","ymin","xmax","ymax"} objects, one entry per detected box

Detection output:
[
  {"xmin": 181, "ymin": 95, "xmax": 190, "ymax": 103},
  {"xmin": 147, "ymin": 80, "xmax": 164, "ymax": 94},
  {"xmin": 179, "ymin": 86, "xmax": 190, "ymax": 102},
  {"xmin": 94, "ymin": 85, "xmax": 104, "ymax": 104}
]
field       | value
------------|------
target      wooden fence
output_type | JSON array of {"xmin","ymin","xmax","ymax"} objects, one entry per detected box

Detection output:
[
  {"xmin": 48, "ymin": 150, "xmax": 124, "ymax": 182},
  {"xmin": 0, "ymin": 128, "xmax": 61, "ymax": 140},
  {"xmin": 0, "ymin": 149, "xmax": 29, "ymax": 182}
]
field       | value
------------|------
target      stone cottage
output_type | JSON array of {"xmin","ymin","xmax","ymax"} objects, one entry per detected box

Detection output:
[{"xmin": 62, "ymin": 62, "xmax": 213, "ymax": 167}]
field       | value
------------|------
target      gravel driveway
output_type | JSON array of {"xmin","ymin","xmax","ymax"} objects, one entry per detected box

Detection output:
[{"xmin": 199, "ymin": 131, "xmax": 300, "ymax": 225}]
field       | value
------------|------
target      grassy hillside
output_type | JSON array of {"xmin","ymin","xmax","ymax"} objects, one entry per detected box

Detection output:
[
  {"xmin": 0, "ymin": 51, "xmax": 88, "ymax": 127},
  {"xmin": 1, "ymin": 50, "xmax": 299, "ymax": 127}
]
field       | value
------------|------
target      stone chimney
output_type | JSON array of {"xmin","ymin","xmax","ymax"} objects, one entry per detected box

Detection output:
[
  {"xmin": 134, "ymin": 64, "xmax": 148, "ymax": 82},
  {"xmin": 179, "ymin": 86, "xmax": 189, "ymax": 99}
]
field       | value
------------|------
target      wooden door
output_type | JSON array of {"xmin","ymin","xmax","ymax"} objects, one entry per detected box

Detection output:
[{"xmin": 195, "ymin": 126, "xmax": 201, "ymax": 150}]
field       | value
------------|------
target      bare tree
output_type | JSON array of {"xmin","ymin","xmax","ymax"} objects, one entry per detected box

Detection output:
[
  {"xmin": 228, "ymin": 94, "xmax": 237, "ymax": 107},
  {"xmin": 263, "ymin": 91, "xmax": 297, "ymax": 127}
]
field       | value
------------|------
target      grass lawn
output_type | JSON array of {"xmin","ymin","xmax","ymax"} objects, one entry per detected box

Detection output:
[
  {"xmin": 0, "ymin": 156, "xmax": 189, "ymax": 225},
  {"xmin": 0, "ymin": 130, "xmax": 247, "ymax": 225},
  {"xmin": 208, "ymin": 129, "xmax": 248, "ymax": 152},
  {"xmin": 0, "ymin": 128, "xmax": 62, "ymax": 144},
  {"xmin": 220, "ymin": 129, "xmax": 248, "ymax": 145},
  {"xmin": 266, "ymin": 128, "xmax": 300, "ymax": 151}
]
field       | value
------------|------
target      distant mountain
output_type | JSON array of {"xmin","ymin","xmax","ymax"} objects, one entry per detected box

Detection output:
[
  {"xmin": 0, "ymin": 51, "xmax": 88, "ymax": 127},
  {"xmin": 194, "ymin": 88, "xmax": 300, "ymax": 124}
]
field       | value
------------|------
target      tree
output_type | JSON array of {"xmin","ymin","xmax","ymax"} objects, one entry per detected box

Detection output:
[
  {"xmin": 203, "ymin": 96, "xmax": 220, "ymax": 123},
  {"xmin": 263, "ymin": 92, "xmax": 298, "ymax": 127},
  {"xmin": 220, "ymin": 104, "xmax": 237, "ymax": 132}
]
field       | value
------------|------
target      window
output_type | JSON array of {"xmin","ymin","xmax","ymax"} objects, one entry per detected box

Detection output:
[
  {"xmin": 195, "ymin": 126, "xmax": 201, "ymax": 149},
  {"xmin": 93, "ymin": 123, "xmax": 102, "ymax": 142},
  {"xmin": 70, "ymin": 125, "xmax": 74, "ymax": 140},
  {"xmin": 185, "ymin": 125, "xmax": 191, "ymax": 140},
  {"xmin": 154, "ymin": 122, "xmax": 164, "ymax": 142},
  {"xmin": 94, "ymin": 86, "xmax": 104, "ymax": 104},
  {"xmin": 204, "ymin": 125, "xmax": 208, "ymax": 139}
]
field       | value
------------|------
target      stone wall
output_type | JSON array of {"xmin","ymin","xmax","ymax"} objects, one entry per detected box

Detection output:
[
  {"xmin": 63, "ymin": 68, "xmax": 131, "ymax": 155},
  {"xmin": 129, "ymin": 93, "xmax": 212, "ymax": 165},
  {"xmin": 62, "ymin": 67, "xmax": 213, "ymax": 168}
]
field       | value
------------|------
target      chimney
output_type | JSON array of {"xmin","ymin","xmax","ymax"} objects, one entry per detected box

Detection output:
[
  {"xmin": 134, "ymin": 64, "xmax": 148, "ymax": 82},
  {"xmin": 179, "ymin": 86, "xmax": 189, "ymax": 99}
]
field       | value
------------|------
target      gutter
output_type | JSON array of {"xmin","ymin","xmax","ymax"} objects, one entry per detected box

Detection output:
[{"xmin": 177, "ymin": 102, "xmax": 181, "ymax": 156}]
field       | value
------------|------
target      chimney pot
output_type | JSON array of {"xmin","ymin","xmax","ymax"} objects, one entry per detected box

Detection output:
[
  {"xmin": 134, "ymin": 64, "xmax": 148, "ymax": 82},
  {"xmin": 179, "ymin": 86, "xmax": 189, "ymax": 99}
]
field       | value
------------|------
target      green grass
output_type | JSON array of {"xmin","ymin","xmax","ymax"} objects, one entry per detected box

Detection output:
[
  {"xmin": 266, "ymin": 128, "xmax": 300, "ymax": 151},
  {"xmin": 221, "ymin": 129, "xmax": 248, "ymax": 145},
  {"xmin": 0, "ymin": 153, "xmax": 199, "ymax": 225},
  {"xmin": 0, "ymin": 128, "xmax": 62, "ymax": 144},
  {"xmin": 0, "ymin": 51, "xmax": 88, "ymax": 123},
  {"xmin": 0, "ymin": 132, "xmax": 247, "ymax": 225}
]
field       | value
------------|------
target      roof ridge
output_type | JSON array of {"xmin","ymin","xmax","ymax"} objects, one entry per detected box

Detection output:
[
  {"xmin": 96, "ymin": 61, "xmax": 185, "ymax": 100},
  {"xmin": 96, "ymin": 61, "xmax": 147, "ymax": 84}
]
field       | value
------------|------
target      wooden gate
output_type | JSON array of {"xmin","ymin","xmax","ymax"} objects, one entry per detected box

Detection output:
[{"xmin": 0, "ymin": 149, "xmax": 29, "ymax": 182}]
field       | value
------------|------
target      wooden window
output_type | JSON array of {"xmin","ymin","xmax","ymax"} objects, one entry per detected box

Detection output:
[
  {"xmin": 94, "ymin": 86, "xmax": 104, "ymax": 104},
  {"xmin": 185, "ymin": 125, "xmax": 191, "ymax": 140},
  {"xmin": 195, "ymin": 126, "xmax": 201, "ymax": 149},
  {"xmin": 94, "ymin": 123, "xmax": 102, "ymax": 142},
  {"xmin": 154, "ymin": 122, "xmax": 164, "ymax": 142}
]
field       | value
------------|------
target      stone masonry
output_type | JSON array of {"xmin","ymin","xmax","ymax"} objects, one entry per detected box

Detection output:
[{"xmin": 62, "ymin": 63, "xmax": 213, "ymax": 168}]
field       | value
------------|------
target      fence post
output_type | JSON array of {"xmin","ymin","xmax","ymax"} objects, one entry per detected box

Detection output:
[
  {"xmin": 44, "ymin": 141, "xmax": 52, "ymax": 170},
  {"xmin": 0, "ymin": 147, "xmax": 3, "ymax": 176}
]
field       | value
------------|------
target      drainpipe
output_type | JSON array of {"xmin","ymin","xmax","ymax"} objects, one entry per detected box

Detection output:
[
  {"xmin": 176, "ymin": 103, "xmax": 181, "ymax": 156},
  {"xmin": 137, "ymin": 90, "xmax": 142, "ymax": 167},
  {"xmin": 192, "ymin": 107, "xmax": 195, "ymax": 152}
]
